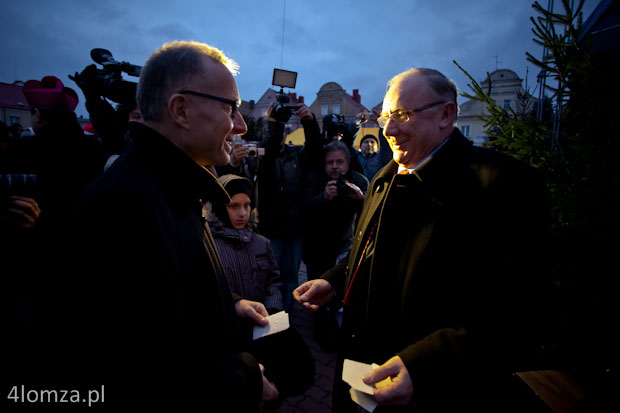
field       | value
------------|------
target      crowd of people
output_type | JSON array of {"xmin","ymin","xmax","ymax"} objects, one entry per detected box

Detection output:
[{"xmin": 2, "ymin": 40, "xmax": 552, "ymax": 411}]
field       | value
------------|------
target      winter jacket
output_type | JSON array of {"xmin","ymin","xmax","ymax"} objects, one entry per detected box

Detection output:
[{"xmin": 208, "ymin": 213, "xmax": 283, "ymax": 313}]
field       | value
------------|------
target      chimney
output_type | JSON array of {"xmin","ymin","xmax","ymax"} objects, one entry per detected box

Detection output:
[
  {"xmin": 249, "ymin": 99, "xmax": 255, "ymax": 109},
  {"xmin": 352, "ymin": 89, "xmax": 361, "ymax": 104},
  {"xmin": 299, "ymin": 96, "xmax": 304, "ymax": 104}
]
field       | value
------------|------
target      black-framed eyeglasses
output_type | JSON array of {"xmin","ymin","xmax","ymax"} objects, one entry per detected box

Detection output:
[
  {"xmin": 178, "ymin": 90, "xmax": 241, "ymax": 118},
  {"xmin": 377, "ymin": 101, "xmax": 446, "ymax": 128}
]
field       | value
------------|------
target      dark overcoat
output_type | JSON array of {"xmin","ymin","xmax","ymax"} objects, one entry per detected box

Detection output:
[
  {"xmin": 324, "ymin": 128, "xmax": 550, "ymax": 411},
  {"xmin": 63, "ymin": 123, "xmax": 263, "ymax": 411}
]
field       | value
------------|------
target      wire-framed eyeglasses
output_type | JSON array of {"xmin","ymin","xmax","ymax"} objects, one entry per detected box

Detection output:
[
  {"xmin": 377, "ymin": 101, "xmax": 446, "ymax": 128},
  {"xmin": 178, "ymin": 90, "xmax": 241, "ymax": 118}
]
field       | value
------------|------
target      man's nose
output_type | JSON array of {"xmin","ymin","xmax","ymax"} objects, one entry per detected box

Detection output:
[{"xmin": 233, "ymin": 111, "xmax": 248, "ymax": 135}]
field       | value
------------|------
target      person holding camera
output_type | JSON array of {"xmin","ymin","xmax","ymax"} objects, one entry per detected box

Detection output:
[
  {"xmin": 301, "ymin": 140, "xmax": 368, "ymax": 350},
  {"xmin": 257, "ymin": 102, "xmax": 322, "ymax": 311},
  {"xmin": 215, "ymin": 135, "xmax": 262, "ymax": 185}
]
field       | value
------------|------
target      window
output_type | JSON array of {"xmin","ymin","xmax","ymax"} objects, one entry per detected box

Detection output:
[
  {"xmin": 321, "ymin": 104, "xmax": 328, "ymax": 115},
  {"xmin": 460, "ymin": 125, "xmax": 470, "ymax": 137},
  {"xmin": 333, "ymin": 103, "xmax": 341, "ymax": 115},
  {"xmin": 503, "ymin": 99, "xmax": 511, "ymax": 110},
  {"xmin": 9, "ymin": 115, "xmax": 20, "ymax": 125}
]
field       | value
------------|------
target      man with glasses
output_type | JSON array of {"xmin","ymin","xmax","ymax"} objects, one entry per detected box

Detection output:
[
  {"xmin": 68, "ymin": 41, "xmax": 278, "ymax": 410},
  {"xmin": 294, "ymin": 68, "xmax": 550, "ymax": 411}
]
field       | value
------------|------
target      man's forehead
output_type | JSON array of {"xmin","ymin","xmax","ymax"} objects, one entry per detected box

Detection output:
[{"xmin": 382, "ymin": 75, "xmax": 423, "ymax": 112}]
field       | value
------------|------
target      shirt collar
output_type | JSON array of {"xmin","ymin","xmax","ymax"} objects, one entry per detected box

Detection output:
[{"xmin": 397, "ymin": 136, "xmax": 450, "ymax": 175}]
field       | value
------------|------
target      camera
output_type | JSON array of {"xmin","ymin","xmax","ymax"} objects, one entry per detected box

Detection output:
[
  {"xmin": 70, "ymin": 48, "xmax": 142, "ymax": 104},
  {"xmin": 324, "ymin": 114, "xmax": 347, "ymax": 138},
  {"xmin": 336, "ymin": 173, "xmax": 352, "ymax": 196},
  {"xmin": 271, "ymin": 93, "xmax": 298, "ymax": 123},
  {"xmin": 245, "ymin": 143, "xmax": 265, "ymax": 157}
]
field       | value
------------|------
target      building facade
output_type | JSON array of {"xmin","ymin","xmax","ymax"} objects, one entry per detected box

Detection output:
[
  {"xmin": 457, "ymin": 69, "xmax": 536, "ymax": 146},
  {"xmin": 0, "ymin": 81, "xmax": 32, "ymax": 130}
]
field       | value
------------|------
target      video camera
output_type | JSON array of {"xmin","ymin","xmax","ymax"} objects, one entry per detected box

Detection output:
[
  {"xmin": 324, "ymin": 114, "xmax": 347, "ymax": 138},
  {"xmin": 69, "ymin": 48, "xmax": 141, "ymax": 104},
  {"xmin": 271, "ymin": 68, "xmax": 298, "ymax": 123}
]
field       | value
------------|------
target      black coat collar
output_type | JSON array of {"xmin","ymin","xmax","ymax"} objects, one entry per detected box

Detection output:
[{"xmin": 128, "ymin": 122, "xmax": 230, "ymax": 205}]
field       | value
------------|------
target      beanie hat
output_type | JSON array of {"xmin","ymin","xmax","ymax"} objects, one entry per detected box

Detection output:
[
  {"xmin": 213, "ymin": 174, "xmax": 254, "ymax": 226},
  {"xmin": 22, "ymin": 76, "xmax": 79, "ymax": 112},
  {"xmin": 360, "ymin": 134, "xmax": 379, "ymax": 147}
]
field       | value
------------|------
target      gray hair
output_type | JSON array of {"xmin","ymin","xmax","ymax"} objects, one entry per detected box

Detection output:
[
  {"xmin": 388, "ymin": 68, "xmax": 459, "ymax": 122},
  {"xmin": 137, "ymin": 41, "xmax": 239, "ymax": 121},
  {"xmin": 324, "ymin": 140, "xmax": 350, "ymax": 163}
]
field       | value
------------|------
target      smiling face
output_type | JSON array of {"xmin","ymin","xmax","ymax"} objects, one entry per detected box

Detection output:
[
  {"xmin": 381, "ymin": 73, "xmax": 453, "ymax": 169},
  {"xmin": 226, "ymin": 192, "xmax": 251, "ymax": 230},
  {"xmin": 180, "ymin": 56, "xmax": 247, "ymax": 167}
]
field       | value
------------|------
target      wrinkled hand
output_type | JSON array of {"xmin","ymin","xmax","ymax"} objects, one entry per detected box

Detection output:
[
  {"xmin": 1, "ymin": 196, "xmax": 41, "ymax": 230},
  {"xmin": 324, "ymin": 180, "xmax": 338, "ymax": 201},
  {"xmin": 344, "ymin": 182, "xmax": 364, "ymax": 200},
  {"xmin": 235, "ymin": 299, "xmax": 269, "ymax": 326},
  {"xmin": 362, "ymin": 356, "xmax": 413, "ymax": 406},
  {"xmin": 259, "ymin": 363, "xmax": 279, "ymax": 406},
  {"xmin": 293, "ymin": 279, "xmax": 335, "ymax": 313},
  {"xmin": 296, "ymin": 104, "xmax": 314, "ymax": 122}
]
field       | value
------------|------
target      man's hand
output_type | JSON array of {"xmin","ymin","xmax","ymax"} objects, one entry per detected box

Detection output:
[
  {"xmin": 0, "ymin": 196, "xmax": 41, "ymax": 230},
  {"xmin": 234, "ymin": 299, "xmax": 269, "ymax": 326},
  {"xmin": 293, "ymin": 279, "xmax": 335, "ymax": 313},
  {"xmin": 362, "ymin": 356, "xmax": 413, "ymax": 406},
  {"xmin": 230, "ymin": 142, "xmax": 249, "ymax": 167},
  {"xmin": 324, "ymin": 180, "xmax": 338, "ymax": 201},
  {"xmin": 296, "ymin": 104, "xmax": 314, "ymax": 122},
  {"xmin": 344, "ymin": 182, "xmax": 364, "ymax": 200},
  {"xmin": 259, "ymin": 363, "xmax": 279, "ymax": 406}
]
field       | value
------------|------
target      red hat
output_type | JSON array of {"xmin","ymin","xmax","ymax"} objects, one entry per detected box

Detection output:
[
  {"xmin": 83, "ymin": 123, "xmax": 96, "ymax": 135},
  {"xmin": 22, "ymin": 76, "xmax": 79, "ymax": 112}
]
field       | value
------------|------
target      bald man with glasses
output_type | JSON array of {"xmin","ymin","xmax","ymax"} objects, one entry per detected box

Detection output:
[
  {"xmin": 67, "ymin": 41, "xmax": 279, "ymax": 410},
  {"xmin": 295, "ymin": 68, "xmax": 550, "ymax": 411}
]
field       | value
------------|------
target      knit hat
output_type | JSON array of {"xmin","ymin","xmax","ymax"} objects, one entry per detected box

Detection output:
[
  {"xmin": 360, "ymin": 134, "xmax": 379, "ymax": 147},
  {"xmin": 213, "ymin": 174, "xmax": 254, "ymax": 226},
  {"xmin": 22, "ymin": 76, "xmax": 79, "ymax": 112}
]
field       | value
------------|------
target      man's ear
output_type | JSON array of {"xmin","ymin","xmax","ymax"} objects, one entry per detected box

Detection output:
[
  {"xmin": 438, "ymin": 102, "xmax": 457, "ymax": 128},
  {"xmin": 168, "ymin": 94, "xmax": 191, "ymax": 130}
]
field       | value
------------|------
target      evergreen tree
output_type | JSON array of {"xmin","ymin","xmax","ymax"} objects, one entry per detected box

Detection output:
[{"xmin": 456, "ymin": 0, "xmax": 619, "ymax": 380}]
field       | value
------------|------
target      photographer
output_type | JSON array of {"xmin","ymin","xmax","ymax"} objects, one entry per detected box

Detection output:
[
  {"xmin": 257, "ymin": 102, "xmax": 322, "ymax": 310},
  {"xmin": 70, "ymin": 49, "xmax": 143, "ymax": 159},
  {"xmin": 215, "ymin": 135, "xmax": 261, "ymax": 184},
  {"xmin": 322, "ymin": 113, "xmax": 363, "ymax": 175},
  {"xmin": 302, "ymin": 140, "xmax": 368, "ymax": 349}
]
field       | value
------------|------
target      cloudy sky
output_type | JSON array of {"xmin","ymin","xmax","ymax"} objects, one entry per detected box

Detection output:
[{"xmin": 1, "ymin": 0, "xmax": 599, "ymax": 118}]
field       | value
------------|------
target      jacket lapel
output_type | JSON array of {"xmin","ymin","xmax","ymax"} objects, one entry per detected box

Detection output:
[{"xmin": 345, "ymin": 161, "xmax": 398, "ymax": 284}]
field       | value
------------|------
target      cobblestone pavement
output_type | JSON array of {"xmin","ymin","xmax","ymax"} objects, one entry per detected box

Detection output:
[{"xmin": 274, "ymin": 264, "xmax": 337, "ymax": 413}]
